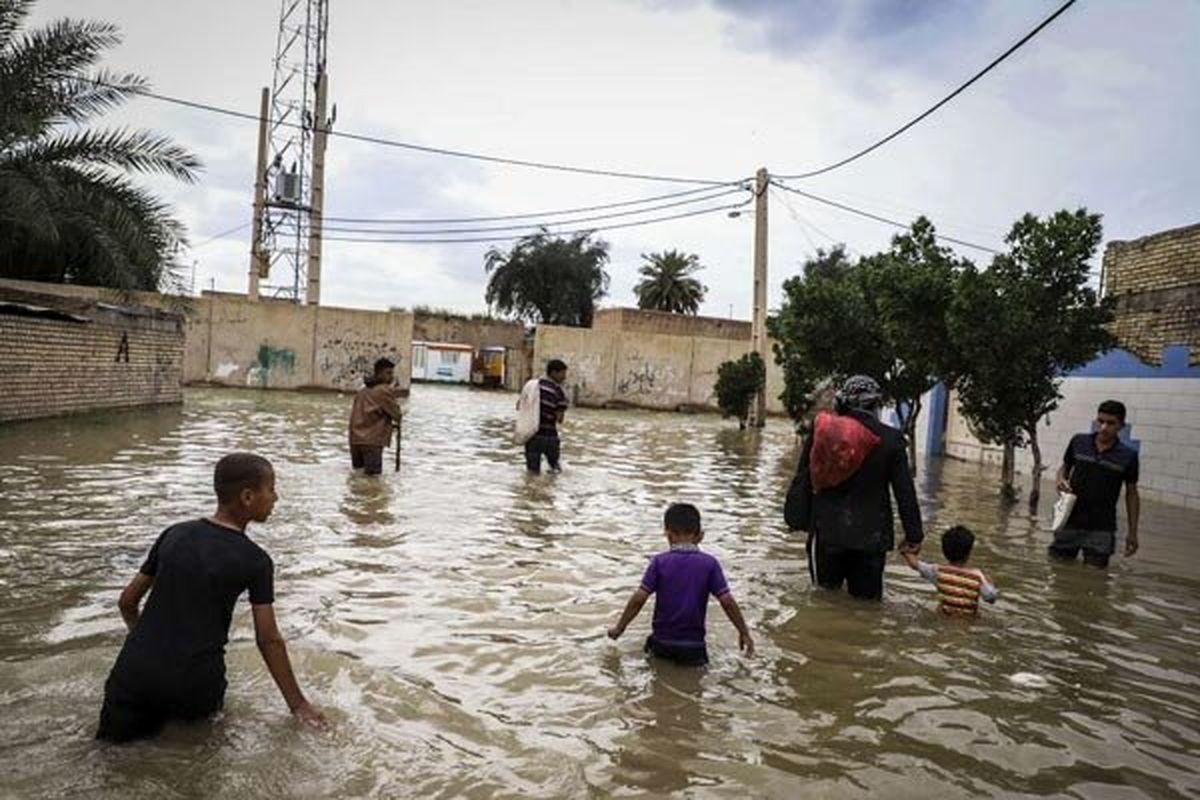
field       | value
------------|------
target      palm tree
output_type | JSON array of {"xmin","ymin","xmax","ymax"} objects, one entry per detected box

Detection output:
[
  {"xmin": 634, "ymin": 250, "xmax": 707, "ymax": 314},
  {"xmin": 0, "ymin": 0, "xmax": 201, "ymax": 292}
]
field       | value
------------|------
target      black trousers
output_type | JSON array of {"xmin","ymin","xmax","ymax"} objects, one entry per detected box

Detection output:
[
  {"xmin": 350, "ymin": 444, "xmax": 384, "ymax": 475},
  {"xmin": 524, "ymin": 434, "xmax": 561, "ymax": 473},
  {"xmin": 807, "ymin": 532, "xmax": 886, "ymax": 601},
  {"xmin": 97, "ymin": 651, "xmax": 226, "ymax": 743},
  {"xmin": 645, "ymin": 635, "xmax": 708, "ymax": 666}
]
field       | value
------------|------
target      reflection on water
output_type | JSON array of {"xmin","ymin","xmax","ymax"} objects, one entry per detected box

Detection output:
[{"xmin": 1, "ymin": 385, "xmax": 1199, "ymax": 798}]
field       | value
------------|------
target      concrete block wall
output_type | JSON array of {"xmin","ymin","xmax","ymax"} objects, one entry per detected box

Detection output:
[
  {"xmin": 592, "ymin": 307, "xmax": 751, "ymax": 342},
  {"xmin": 0, "ymin": 279, "xmax": 415, "ymax": 395},
  {"xmin": 188, "ymin": 293, "xmax": 414, "ymax": 393},
  {"xmin": 0, "ymin": 301, "xmax": 183, "ymax": 423},
  {"xmin": 533, "ymin": 324, "xmax": 786, "ymax": 414},
  {"xmin": 943, "ymin": 347, "xmax": 1200, "ymax": 509}
]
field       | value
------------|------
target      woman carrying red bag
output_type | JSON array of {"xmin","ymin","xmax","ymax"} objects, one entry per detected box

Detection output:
[{"xmin": 784, "ymin": 375, "xmax": 925, "ymax": 600}]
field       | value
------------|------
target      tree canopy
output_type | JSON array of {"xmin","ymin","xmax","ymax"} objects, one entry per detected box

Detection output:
[
  {"xmin": 483, "ymin": 230, "xmax": 610, "ymax": 327},
  {"xmin": 949, "ymin": 209, "xmax": 1115, "ymax": 505},
  {"xmin": 634, "ymin": 249, "xmax": 707, "ymax": 314},
  {"xmin": 0, "ymin": 0, "xmax": 201, "ymax": 292},
  {"xmin": 714, "ymin": 351, "xmax": 765, "ymax": 429},
  {"xmin": 769, "ymin": 219, "xmax": 964, "ymax": 462}
]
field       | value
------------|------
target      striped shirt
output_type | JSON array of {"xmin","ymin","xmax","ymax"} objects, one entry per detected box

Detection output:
[
  {"xmin": 917, "ymin": 561, "xmax": 997, "ymax": 616},
  {"xmin": 537, "ymin": 377, "xmax": 569, "ymax": 437}
]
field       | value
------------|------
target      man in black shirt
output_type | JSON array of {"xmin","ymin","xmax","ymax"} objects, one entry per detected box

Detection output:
[
  {"xmin": 1052, "ymin": 400, "xmax": 1141, "ymax": 568},
  {"xmin": 525, "ymin": 359, "xmax": 569, "ymax": 473},
  {"xmin": 784, "ymin": 375, "xmax": 924, "ymax": 600},
  {"xmin": 97, "ymin": 453, "xmax": 326, "ymax": 742}
]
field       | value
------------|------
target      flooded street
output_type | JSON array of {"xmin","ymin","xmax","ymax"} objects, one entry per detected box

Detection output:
[{"xmin": 2, "ymin": 385, "xmax": 1199, "ymax": 799}]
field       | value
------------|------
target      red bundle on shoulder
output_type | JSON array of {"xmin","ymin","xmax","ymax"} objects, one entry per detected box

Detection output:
[{"xmin": 809, "ymin": 411, "xmax": 881, "ymax": 492}]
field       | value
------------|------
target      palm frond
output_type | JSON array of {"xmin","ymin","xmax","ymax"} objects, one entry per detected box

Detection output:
[{"xmin": 8, "ymin": 127, "xmax": 200, "ymax": 182}]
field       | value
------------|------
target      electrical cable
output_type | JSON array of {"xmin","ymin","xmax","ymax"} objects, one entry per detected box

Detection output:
[
  {"xmin": 773, "ymin": 187, "xmax": 843, "ymax": 249},
  {"xmin": 322, "ymin": 198, "xmax": 749, "ymax": 245},
  {"xmin": 776, "ymin": 0, "xmax": 1076, "ymax": 180},
  {"xmin": 772, "ymin": 180, "xmax": 1001, "ymax": 254},
  {"xmin": 323, "ymin": 182, "xmax": 747, "ymax": 224},
  {"xmin": 100, "ymin": 80, "xmax": 735, "ymax": 186},
  {"xmin": 188, "ymin": 221, "xmax": 251, "ymax": 249},
  {"xmin": 321, "ymin": 186, "xmax": 748, "ymax": 235}
]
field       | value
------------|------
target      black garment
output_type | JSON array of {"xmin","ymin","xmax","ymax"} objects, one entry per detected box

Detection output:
[
  {"xmin": 785, "ymin": 409, "xmax": 923, "ymax": 553},
  {"xmin": 1049, "ymin": 527, "xmax": 1116, "ymax": 568},
  {"xmin": 350, "ymin": 444, "xmax": 384, "ymax": 475},
  {"xmin": 524, "ymin": 434, "xmax": 561, "ymax": 473},
  {"xmin": 97, "ymin": 519, "xmax": 274, "ymax": 742},
  {"xmin": 537, "ymin": 377, "xmax": 569, "ymax": 437},
  {"xmin": 645, "ymin": 635, "xmax": 708, "ymax": 666},
  {"xmin": 1062, "ymin": 432, "xmax": 1139, "ymax": 532},
  {"xmin": 807, "ymin": 531, "xmax": 886, "ymax": 600}
]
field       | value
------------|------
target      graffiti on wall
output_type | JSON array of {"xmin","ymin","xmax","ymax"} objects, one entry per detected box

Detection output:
[
  {"xmin": 617, "ymin": 362, "xmax": 660, "ymax": 395},
  {"xmin": 245, "ymin": 345, "xmax": 296, "ymax": 388},
  {"xmin": 317, "ymin": 338, "xmax": 399, "ymax": 389}
]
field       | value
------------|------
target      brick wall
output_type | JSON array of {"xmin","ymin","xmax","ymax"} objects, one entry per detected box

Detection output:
[
  {"xmin": 0, "ymin": 292, "xmax": 184, "ymax": 423},
  {"xmin": 1102, "ymin": 222, "xmax": 1200, "ymax": 365}
]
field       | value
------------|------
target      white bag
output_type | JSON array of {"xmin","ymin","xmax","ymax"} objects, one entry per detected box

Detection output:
[
  {"xmin": 1051, "ymin": 491, "xmax": 1077, "ymax": 532},
  {"xmin": 514, "ymin": 378, "xmax": 541, "ymax": 444}
]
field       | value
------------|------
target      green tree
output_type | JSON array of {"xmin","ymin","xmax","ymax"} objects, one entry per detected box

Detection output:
[
  {"xmin": 634, "ymin": 249, "xmax": 707, "ymax": 314},
  {"xmin": 770, "ymin": 221, "xmax": 965, "ymax": 464},
  {"xmin": 767, "ymin": 246, "xmax": 851, "ymax": 432},
  {"xmin": 714, "ymin": 351, "xmax": 765, "ymax": 429},
  {"xmin": 0, "ymin": 0, "xmax": 200, "ymax": 291},
  {"xmin": 484, "ymin": 230, "xmax": 610, "ymax": 327},
  {"xmin": 949, "ymin": 209, "xmax": 1115, "ymax": 507}
]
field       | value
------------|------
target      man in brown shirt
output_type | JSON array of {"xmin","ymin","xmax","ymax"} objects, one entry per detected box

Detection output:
[{"xmin": 349, "ymin": 358, "xmax": 403, "ymax": 475}]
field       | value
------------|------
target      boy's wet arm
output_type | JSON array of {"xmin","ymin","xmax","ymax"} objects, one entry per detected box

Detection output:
[{"xmin": 117, "ymin": 572, "xmax": 153, "ymax": 631}]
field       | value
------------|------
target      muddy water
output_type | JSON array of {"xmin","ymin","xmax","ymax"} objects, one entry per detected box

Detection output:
[{"xmin": 1, "ymin": 386, "xmax": 1198, "ymax": 799}]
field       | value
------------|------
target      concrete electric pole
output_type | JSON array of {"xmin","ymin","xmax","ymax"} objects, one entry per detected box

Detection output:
[
  {"xmin": 306, "ymin": 72, "xmax": 330, "ymax": 305},
  {"xmin": 248, "ymin": 87, "xmax": 270, "ymax": 301},
  {"xmin": 748, "ymin": 167, "xmax": 769, "ymax": 428}
]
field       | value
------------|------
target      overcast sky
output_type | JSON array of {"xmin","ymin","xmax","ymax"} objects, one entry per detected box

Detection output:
[{"xmin": 29, "ymin": 0, "xmax": 1200, "ymax": 316}]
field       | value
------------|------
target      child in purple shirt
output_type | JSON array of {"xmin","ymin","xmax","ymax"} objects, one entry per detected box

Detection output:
[{"xmin": 608, "ymin": 503, "xmax": 754, "ymax": 666}]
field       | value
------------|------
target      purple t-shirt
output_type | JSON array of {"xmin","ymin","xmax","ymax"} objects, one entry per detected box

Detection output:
[{"xmin": 640, "ymin": 545, "xmax": 730, "ymax": 646}]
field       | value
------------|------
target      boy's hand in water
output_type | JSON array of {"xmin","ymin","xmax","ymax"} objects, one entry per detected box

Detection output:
[
  {"xmin": 607, "ymin": 625, "xmax": 622, "ymax": 640},
  {"xmin": 739, "ymin": 631, "xmax": 755, "ymax": 657},
  {"xmin": 293, "ymin": 700, "xmax": 328, "ymax": 730}
]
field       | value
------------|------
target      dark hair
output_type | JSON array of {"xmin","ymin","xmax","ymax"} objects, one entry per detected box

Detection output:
[
  {"xmin": 664, "ymin": 502, "xmax": 701, "ymax": 535},
  {"xmin": 547, "ymin": 358, "xmax": 567, "ymax": 374},
  {"xmin": 214, "ymin": 453, "xmax": 273, "ymax": 504},
  {"xmin": 941, "ymin": 525, "xmax": 975, "ymax": 563},
  {"xmin": 374, "ymin": 357, "xmax": 396, "ymax": 374},
  {"xmin": 1097, "ymin": 399, "xmax": 1126, "ymax": 423}
]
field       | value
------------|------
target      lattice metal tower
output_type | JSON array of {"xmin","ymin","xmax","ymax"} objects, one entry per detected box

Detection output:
[{"xmin": 259, "ymin": 0, "xmax": 330, "ymax": 303}]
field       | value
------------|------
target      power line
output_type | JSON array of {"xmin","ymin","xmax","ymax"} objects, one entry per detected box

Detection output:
[
  {"xmin": 323, "ymin": 182, "xmax": 747, "ymax": 224},
  {"xmin": 777, "ymin": 0, "xmax": 1077, "ymax": 180},
  {"xmin": 188, "ymin": 220, "xmax": 251, "ymax": 249},
  {"xmin": 103, "ymin": 80, "xmax": 735, "ymax": 186},
  {"xmin": 322, "ymin": 186, "xmax": 748, "ymax": 235},
  {"xmin": 322, "ymin": 198, "xmax": 749, "ymax": 245},
  {"xmin": 772, "ymin": 180, "xmax": 1001, "ymax": 254},
  {"xmin": 771, "ymin": 187, "xmax": 859, "ymax": 257}
]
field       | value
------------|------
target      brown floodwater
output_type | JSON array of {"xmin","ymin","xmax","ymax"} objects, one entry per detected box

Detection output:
[{"xmin": 1, "ymin": 385, "xmax": 1198, "ymax": 799}]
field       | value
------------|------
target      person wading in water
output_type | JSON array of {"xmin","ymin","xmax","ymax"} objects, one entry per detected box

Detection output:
[
  {"xmin": 784, "ymin": 375, "xmax": 924, "ymax": 601},
  {"xmin": 348, "ymin": 357, "xmax": 403, "ymax": 476}
]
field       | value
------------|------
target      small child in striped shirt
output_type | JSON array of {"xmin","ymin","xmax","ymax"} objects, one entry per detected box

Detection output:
[{"xmin": 901, "ymin": 525, "xmax": 997, "ymax": 616}]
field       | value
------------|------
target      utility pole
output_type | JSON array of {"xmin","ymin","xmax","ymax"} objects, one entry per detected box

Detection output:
[
  {"xmin": 248, "ymin": 87, "xmax": 270, "ymax": 301},
  {"xmin": 748, "ymin": 167, "xmax": 769, "ymax": 428},
  {"xmin": 306, "ymin": 72, "xmax": 329, "ymax": 305}
]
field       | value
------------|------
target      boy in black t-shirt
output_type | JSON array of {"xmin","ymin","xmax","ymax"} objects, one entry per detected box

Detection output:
[
  {"xmin": 1051, "ymin": 400, "xmax": 1141, "ymax": 568},
  {"xmin": 97, "ymin": 453, "xmax": 326, "ymax": 742}
]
